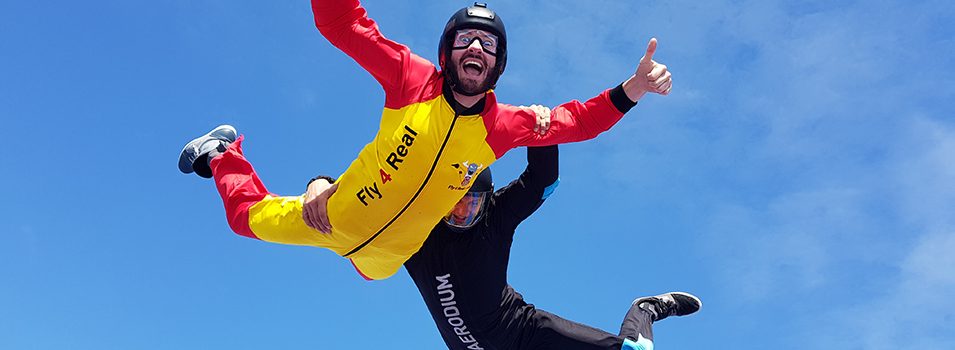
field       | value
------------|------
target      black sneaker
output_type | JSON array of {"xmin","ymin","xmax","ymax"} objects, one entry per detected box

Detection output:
[
  {"xmin": 633, "ymin": 291, "xmax": 701, "ymax": 322},
  {"xmin": 178, "ymin": 125, "xmax": 237, "ymax": 178}
]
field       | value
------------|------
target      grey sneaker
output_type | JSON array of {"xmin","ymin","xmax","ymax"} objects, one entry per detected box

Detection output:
[
  {"xmin": 633, "ymin": 292, "xmax": 701, "ymax": 322},
  {"xmin": 178, "ymin": 125, "xmax": 237, "ymax": 178}
]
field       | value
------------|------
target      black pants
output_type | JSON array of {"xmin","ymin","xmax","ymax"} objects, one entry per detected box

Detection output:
[{"xmin": 508, "ymin": 300, "xmax": 653, "ymax": 350}]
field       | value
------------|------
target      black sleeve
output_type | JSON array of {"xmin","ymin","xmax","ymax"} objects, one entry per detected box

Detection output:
[
  {"xmin": 488, "ymin": 145, "xmax": 560, "ymax": 235},
  {"xmin": 609, "ymin": 83, "xmax": 638, "ymax": 114}
]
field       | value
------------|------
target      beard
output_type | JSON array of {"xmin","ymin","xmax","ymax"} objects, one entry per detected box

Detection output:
[
  {"xmin": 455, "ymin": 74, "xmax": 491, "ymax": 95},
  {"xmin": 452, "ymin": 53, "xmax": 495, "ymax": 96}
]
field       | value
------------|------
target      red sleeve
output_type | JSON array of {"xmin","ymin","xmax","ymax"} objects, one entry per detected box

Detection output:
[
  {"xmin": 311, "ymin": 0, "xmax": 438, "ymax": 108},
  {"xmin": 484, "ymin": 88, "xmax": 626, "ymax": 158}
]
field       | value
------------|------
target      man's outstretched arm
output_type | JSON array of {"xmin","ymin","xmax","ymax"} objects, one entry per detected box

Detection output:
[
  {"xmin": 310, "ymin": 0, "xmax": 436, "ymax": 107},
  {"xmin": 487, "ymin": 38, "xmax": 672, "ymax": 153}
]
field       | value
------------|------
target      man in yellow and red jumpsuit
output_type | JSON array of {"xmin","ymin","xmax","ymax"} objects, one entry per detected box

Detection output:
[{"xmin": 178, "ymin": 1, "xmax": 673, "ymax": 281}]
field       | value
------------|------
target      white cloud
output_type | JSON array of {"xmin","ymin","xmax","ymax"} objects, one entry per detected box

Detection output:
[
  {"xmin": 893, "ymin": 118, "xmax": 955, "ymax": 229},
  {"xmin": 714, "ymin": 116, "xmax": 955, "ymax": 348},
  {"xmin": 700, "ymin": 187, "xmax": 881, "ymax": 301},
  {"xmin": 812, "ymin": 231, "xmax": 955, "ymax": 349},
  {"xmin": 825, "ymin": 118, "xmax": 955, "ymax": 348}
]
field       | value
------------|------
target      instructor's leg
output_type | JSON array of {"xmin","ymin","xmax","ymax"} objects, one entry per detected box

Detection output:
[
  {"xmin": 520, "ymin": 307, "xmax": 626, "ymax": 350},
  {"xmin": 619, "ymin": 292, "xmax": 703, "ymax": 350},
  {"xmin": 618, "ymin": 301, "xmax": 655, "ymax": 350}
]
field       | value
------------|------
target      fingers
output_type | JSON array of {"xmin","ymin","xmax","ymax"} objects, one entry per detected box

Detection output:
[
  {"xmin": 303, "ymin": 199, "xmax": 316, "ymax": 229},
  {"xmin": 315, "ymin": 184, "xmax": 339, "ymax": 234},
  {"xmin": 647, "ymin": 63, "xmax": 667, "ymax": 81},
  {"xmin": 657, "ymin": 79, "xmax": 672, "ymax": 95},
  {"xmin": 304, "ymin": 198, "xmax": 325, "ymax": 232},
  {"xmin": 648, "ymin": 76, "xmax": 671, "ymax": 95},
  {"xmin": 540, "ymin": 114, "xmax": 551, "ymax": 135},
  {"xmin": 313, "ymin": 195, "xmax": 330, "ymax": 233},
  {"xmin": 640, "ymin": 38, "xmax": 657, "ymax": 63},
  {"xmin": 651, "ymin": 70, "xmax": 670, "ymax": 87},
  {"xmin": 650, "ymin": 71, "xmax": 671, "ymax": 93},
  {"xmin": 528, "ymin": 104, "xmax": 552, "ymax": 135},
  {"xmin": 646, "ymin": 61, "xmax": 671, "ymax": 95},
  {"xmin": 636, "ymin": 38, "xmax": 672, "ymax": 97},
  {"xmin": 303, "ymin": 186, "xmax": 321, "ymax": 230},
  {"xmin": 301, "ymin": 180, "xmax": 337, "ymax": 234},
  {"xmin": 316, "ymin": 207, "xmax": 331, "ymax": 234}
]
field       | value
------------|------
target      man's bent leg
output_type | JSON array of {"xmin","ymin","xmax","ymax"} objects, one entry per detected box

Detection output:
[
  {"xmin": 210, "ymin": 137, "xmax": 338, "ymax": 248},
  {"xmin": 180, "ymin": 125, "xmax": 237, "ymax": 178},
  {"xmin": 210, "ymin": 136, "xmax": 269, "ymax": 239}
]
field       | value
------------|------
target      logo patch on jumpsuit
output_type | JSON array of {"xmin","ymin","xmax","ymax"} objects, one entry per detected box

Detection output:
[{"xmin": 450, "ymin": 161, "xmax": 485, "ymax": 187}]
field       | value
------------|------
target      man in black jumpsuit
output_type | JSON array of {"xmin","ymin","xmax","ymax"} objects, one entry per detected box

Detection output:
[{"xmin": 307, "ymin": 145, "xmax": 700, "ymax": 349}]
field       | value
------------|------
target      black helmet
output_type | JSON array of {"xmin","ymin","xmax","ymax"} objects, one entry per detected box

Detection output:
[
  {"xmin": 468, "ymin": 166, "xmax": 494, "ymax": 192},
  {"xmin": 443, "ymin": 168, "xmax": 493, "ymax": 230},
  {"xmin": 438, "ymin": 2, "xmax": 507, "ymax": 96}
]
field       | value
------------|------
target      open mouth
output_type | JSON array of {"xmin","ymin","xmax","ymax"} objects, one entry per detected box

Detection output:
[{"xmin": 461, "ymin": 57, "xmax": 485, "ymax": 76}]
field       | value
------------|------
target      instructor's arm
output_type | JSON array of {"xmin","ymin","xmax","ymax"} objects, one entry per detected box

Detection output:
[
  {"xmin": 492, "ymin": 144, "xmax": 560, "ymax": 232},
  {"xmin": 303, "ymin": 177, "xmax": 338, "ymax": 234}
]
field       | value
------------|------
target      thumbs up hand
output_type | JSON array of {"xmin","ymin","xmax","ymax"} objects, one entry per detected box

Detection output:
[{"xmin": 625, "ymin": 38, "xmax": 672, "ymax": 101}]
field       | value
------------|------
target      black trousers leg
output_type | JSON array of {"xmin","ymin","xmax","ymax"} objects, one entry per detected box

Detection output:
[
  {"xmin": 618, "ymin": 302, "xmax": 654, "ymax": 342},
  {"xmin": 518, "ymin": 308, "xmax": 626, "ymax": 350}
]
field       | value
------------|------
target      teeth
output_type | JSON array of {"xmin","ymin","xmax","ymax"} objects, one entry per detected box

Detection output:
[{"xmin": 463, "ymin": 59, "xmax": 483, "ymax": 70}]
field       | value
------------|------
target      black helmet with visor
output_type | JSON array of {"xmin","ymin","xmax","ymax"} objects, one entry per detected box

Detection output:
[
  {"xmin": 438, "ymin": 2, "xmax": 507, "ymax": 96},
  {"xmin": 443, "ymin": 168, "xmax": 493, "ymax": 231}
]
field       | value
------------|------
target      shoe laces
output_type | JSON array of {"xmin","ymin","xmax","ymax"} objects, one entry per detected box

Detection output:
[{"xmin": 642, "ymin": 297, "xmax": 673, "ymax": 322}]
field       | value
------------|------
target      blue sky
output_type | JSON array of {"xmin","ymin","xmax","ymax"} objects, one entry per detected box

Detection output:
[{"xmin": 2, "ymin": 0, "xmax": 953, "ymax": 349}]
